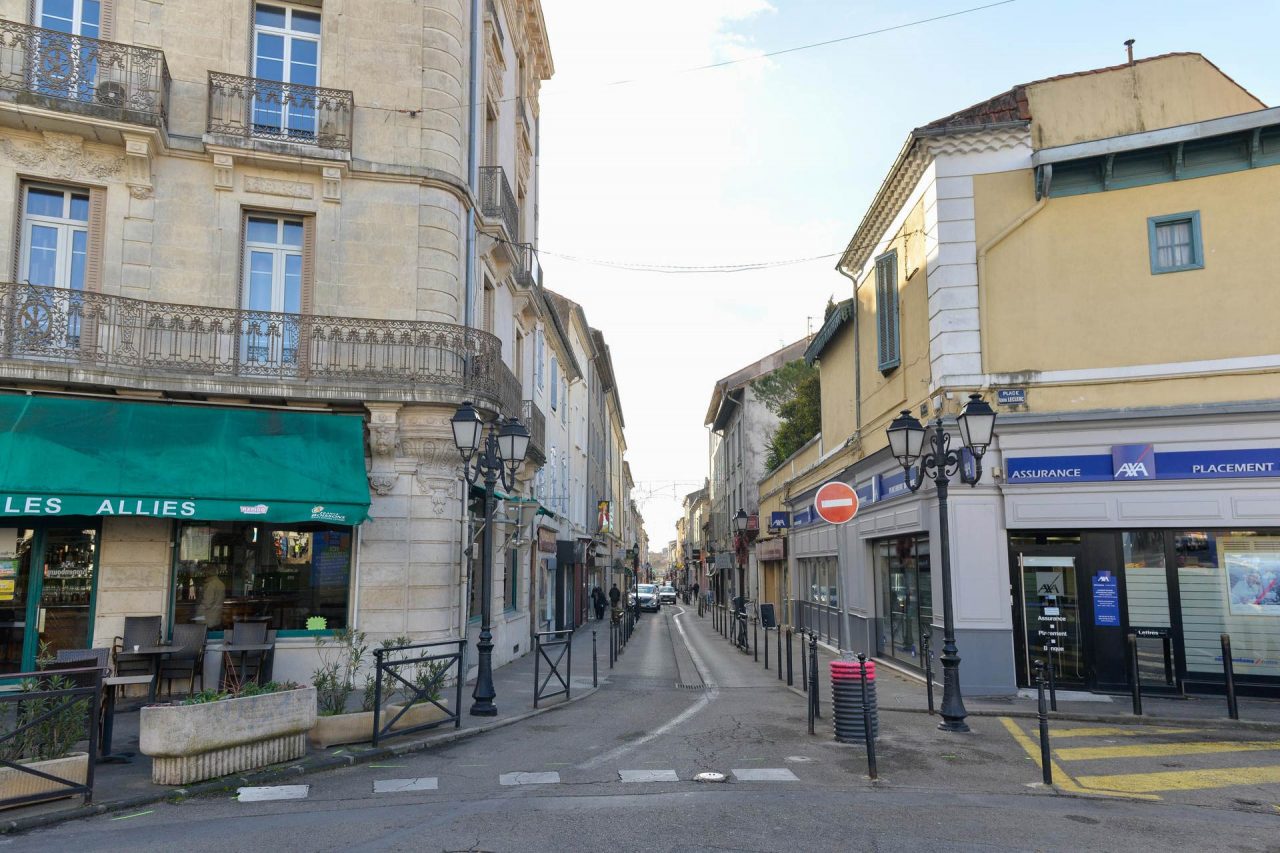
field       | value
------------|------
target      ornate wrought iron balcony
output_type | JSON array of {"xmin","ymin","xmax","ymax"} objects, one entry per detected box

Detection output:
[
  {"xmin": 514, "ymin": 243, "xmax": 542, "ymax": 291},
  {"xmin": 0, "ymin": 19, "xmax": 169, "ymax": 127},
  {"xmin": 207, "ymin": 71, "xmax": 353, "ymax": 152},
  {"xmin": 522, "ymin": 399, "xmax": 546, "ymax": 464},
  {"xmin": 0, "ymin": 281, "xmax": 510, "ymax": 406},
  {"xmin": 479, "ymin": 166, "xmax": 520, "ymax": 241}
]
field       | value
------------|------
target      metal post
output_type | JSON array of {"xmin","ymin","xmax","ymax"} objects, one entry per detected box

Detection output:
[
  {"xmin": 807, "ymin": 641, "xmax": 816, "ymax": 735},
  {"xmin": 470, "ymin": 464, "xmax": 498, "ymax": 716},
  {"xmin": 786, "ymin": 628, "xmax": 794, "ymax": 686},
  {"xmin": 777, "ymin": 627, "xmax": 782, "ymax": 681},
  {"xmin": 921, "ymin": 631, "xmax": 935, "ymax": 715},
  {"xmin": 1221, "ymin": 634, "xmax": 1239, "ymax": 720},
  {"xmin": 1163, "ymin": 635, "xmax": 1175, "ymax": 686},
  {"xmin": 809, "ymin": 632, "xmax": 821, "ymax": 721},
  {"xmin": 372, "ymin": 647, "xmax": 384, "ymax": 746},
  {"xmin": 753, "ymin": 616, "xmax": 759, "ymax": 662},
  {"xmin": 764, "ymin": 626, "xmax": 770, "ymax": 670},
  {"xmin": 1128, "ymin": 634, "xmax": 1143, "ymax": 716},
  {"xmin": 609, "ymin": 622, "xmax": 614, "ymax": 669},
  {"xmin": 858, "ymin": 654, "xmax": 877, "ymax": 780},
  {"xmin": 592, "ymin": 630, "xmax": 598, "ymax": 688},
  {"xmin": 1046, "ymin": 647, "xmax": 1058, "ymax": 712},
  {"xmin": 1035, "ymin": 660, "xmax": 1052, "ymax": 785},
  {"xmin": 566, "ymin": 631, "xmax": 573, "ymax": 700},
  {"xmin": 800, "ymin": 629, "xmax": 808, "ymax": 691},
  {"xmin": 933, "ymin": 447, "xmax": 968, "ymax": 732},
  {"xmin": 533, "ymin": 634, "xmax": 541, "ymax": 709}
]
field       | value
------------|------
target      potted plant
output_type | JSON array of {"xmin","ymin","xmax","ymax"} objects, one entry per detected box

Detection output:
[
  {"xmin": 381, "ymin": 640, "xmax": 452, "ymax": 731},
  {"xmin": 0, "ymin": 672, "xmax": 91, "ymax": 808},
  {"xmin": 139, "ymin": 681, "xmax": 315, "ymax": 785},
  {"xmin": 308, "ymin": 628, "xmax": 378, "ymax": 748}
]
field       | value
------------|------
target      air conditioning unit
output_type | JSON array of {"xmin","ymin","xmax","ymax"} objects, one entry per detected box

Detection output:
[{"xmin": 96, "ymin": 81, "xmax": 126, "ymax": 107}]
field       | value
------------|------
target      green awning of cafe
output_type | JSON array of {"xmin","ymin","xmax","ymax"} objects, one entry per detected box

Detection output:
[{"xmin": 0, "ymin": 394, "xmax": 370, "ymax": 525}]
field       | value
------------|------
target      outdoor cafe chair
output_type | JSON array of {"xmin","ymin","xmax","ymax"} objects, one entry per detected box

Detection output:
[
  {"xmin": 112, "ymin": 615, "xmax": 162, "ymax": 677},
  {"xmin": 158, "ymin": 623, "xmax": 207, "ymax": 697}
]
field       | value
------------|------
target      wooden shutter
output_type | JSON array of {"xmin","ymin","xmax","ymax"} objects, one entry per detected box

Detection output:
[
  {"xmin": 10, "ymin": 181, "xmax": 24, "ymax": 283},
  {"xmin": 875, "ymin": 251, "xmax": 899, "ymax": 372},
  {"xmin": 101, "ymin": 0, "xmax": 115, "ymax": 39},
  {"xmin": 85, "ymin": 187, "xmax": 105, "ymax": 293},
  {"xmin": 299, "ymin": 214, "xmax": 316, "ymax": 377}
]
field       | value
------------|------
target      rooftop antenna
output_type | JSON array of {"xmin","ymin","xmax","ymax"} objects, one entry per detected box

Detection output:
[{"xmin": 1124, "ymin": 39, "xmax": 1135, "ymax": 66}]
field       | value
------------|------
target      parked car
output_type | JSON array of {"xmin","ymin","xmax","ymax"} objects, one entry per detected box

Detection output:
[
  {"xmin": 658, "ymin": 585, "xmax": 677, "ymax": 604},
  {"xmin": 636, "ymin": 583, "xmax": 660, "ymax": 612}
]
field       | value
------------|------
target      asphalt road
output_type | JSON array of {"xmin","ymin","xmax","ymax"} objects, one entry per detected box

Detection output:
[{"xmin": 14, "ymin": 606, "xmax": 1280, "ymax": 852}]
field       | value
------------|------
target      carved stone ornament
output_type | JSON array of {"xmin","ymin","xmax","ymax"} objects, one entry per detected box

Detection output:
[
  {"xmin": 368, "ymin": 472, "xmax": 397, "ymax": 496},
  {"xmin": 369, "ymin": 423, "xmax": 399, "ymax": 459},
  {"xmin": 1, "ymin": 132, "xmax": 123, "ymax": 180},
  {"xmin": 414, "ymin": 467, "xmax": 456, "ymax": 517},
  {"xmin": 243, "ymin": 175, "xmax": 314, "ymax": 199}
]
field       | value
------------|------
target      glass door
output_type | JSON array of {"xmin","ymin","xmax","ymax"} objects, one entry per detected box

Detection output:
[
  {"xmin": 253, "ymin": 3, "xmax": 321, "ymax": 140},
  {"xmin": 0, "ymin": 529, "xmax": 36, "ymax": 675},
  {"xmin": 34, "ymin": 527, "xmax": 98, "ymax": 661},
  {"xmin": 33, "ymin": 0, "xmax": 102, "ymax": 102},
  {"xmin": 1017, "ymin": 553, "xmax": 1086, "ymax": 686}
]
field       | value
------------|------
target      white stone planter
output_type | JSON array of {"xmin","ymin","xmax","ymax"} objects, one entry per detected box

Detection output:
[
  {"xmin": 0, "ymin": 752, "xmax": 88, "ymax": 809},
  {"xmin": 385, "ymin": 699, "xmax": 450, "ymax": 731},
  {"xmin": 308, "ymin": 710, "xmax": 375, "ymax": 748},
  {"xmin": 140, "ymin": 687, "xmax": 317, "ymax": 785}
]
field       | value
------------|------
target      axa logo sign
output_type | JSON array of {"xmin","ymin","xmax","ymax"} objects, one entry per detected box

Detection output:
[{"xmin": 1112, "ymin": 444, "xmax": 1156, "ymax": 480}]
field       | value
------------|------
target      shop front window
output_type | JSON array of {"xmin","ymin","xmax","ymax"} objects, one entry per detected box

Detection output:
[
  {"xmin": 876, "ymin": 533, "xmax": 932, "ymax": 664},
  {"xmin": 173, "ymin": 521, "xmax": 351, "ymax": 634},
  {"xmin": 1176, "ymin": 530, "xmax": 1280, "ymax": 679}
]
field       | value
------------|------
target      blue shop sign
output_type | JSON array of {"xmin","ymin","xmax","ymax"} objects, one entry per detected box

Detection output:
[
  {"xmin": 997, "ymin": 388, "xmax": 1026, "ymax": 405},
  {"xmin": 1092, "ymin": 571, "xmax": 1121, "ymax": 627},
  {"xmin": 1007, "ymin": 446, "xmax": 1280, "ymax": 484},
  {"xmin": 769, "ymin": 511, "xmax": 791, "ymax": 530},
  {"xmin": 877, "ymin": 470, "xmax": 910, "ymax": 500},
  {"xmin": 855, "ymin": 482, "xmax": 875, "ymax": 506},
  {"xmin": 792, "ymin": 505, "xmax": 817, "ymax": 527}
]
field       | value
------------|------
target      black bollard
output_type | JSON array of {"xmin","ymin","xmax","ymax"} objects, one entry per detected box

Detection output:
[
  {"xmin": 1035, "ymin": 660, "xmax": 1053, "ymax": 785},
  {"xmin": 592, "ymin": 630, "xmax": 598, "ymax": 688},
  {"xmin": 809, "ymin": 632, "xmax": 821, "ymax": 721},
  {"xmin": 1221, "ymin": 634, "xmax": 1239, "ymax": 720},
  {"xmin": 753, "ymin": 617, "xmax": 759, "ymax": 662},
  {"xmin": 800, "ymin": 629, "xmax": 808, "ymax": 692},
  {"xmin": 786, "ymin": 629, "xmax": 794, "ymax": 686},
  {"xmin": 807, "ymin": 646, "xmax": 816, "ymax": 735},
  {"xmin": 764, "ymin": 627, "xmax": 770, "ymax": 670},
  {"xmin": 921, "ymin": 631, "xmax": 935, "ymax": 715},
  {"xmin": 609, "ymin": 622, "xmax": 615, "ymax": 668},
  {"xmin": 777, "ymin": 627, "xmax": 783, "ymax": 681},
  {"xmin": 858, "ymin": 654, "xmax": 878, "ymax": 780},
  {"xmin": 1128, "ymin": 634, "xmax": 1143, "ymax": 716},
  {"xmin": 1046, "ymin": 647, "xmax": 1058, "ymax": 712}
]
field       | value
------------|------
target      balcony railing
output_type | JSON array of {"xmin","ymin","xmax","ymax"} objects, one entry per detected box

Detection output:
[
  {"xmin": 479, "ymin": 166, "xmax": 519, "ymax": 241},
  {"xmin": 0, "ymin": 19, "xmax": 169, "ymax": 127},
  {"xmin": 522, "ymin": 399, "xmax": 546, "ymax": 463},
  {"xmin": 0, "ymin": 281, "xmax": 508, "ymax": 403},
  {"xmin": 514, "ymin": 243, "xmax": 542, "ymax": 291},
  {"xmin": 207, "ymin": 71, "xmax": 353, "ymax": 151}
]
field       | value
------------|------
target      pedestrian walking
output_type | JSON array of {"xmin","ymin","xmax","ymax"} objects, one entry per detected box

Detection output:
[
  {"xmin": 609, "ymin": 583, "xmax": 621, "ymax": 608},
  {"xmin": 592, "ymin": 586, "xmax": 607, "ymax": 620}
]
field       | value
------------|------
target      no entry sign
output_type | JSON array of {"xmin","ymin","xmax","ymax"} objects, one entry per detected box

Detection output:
[{"xmin": 814, "ymin": 481, "xmax": 859, "ymax": 525}]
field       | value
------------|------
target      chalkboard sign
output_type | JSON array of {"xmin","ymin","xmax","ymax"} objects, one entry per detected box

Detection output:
[{"xmin": 759, "ymin": 603, "xmax": 777, "ymax": 629}]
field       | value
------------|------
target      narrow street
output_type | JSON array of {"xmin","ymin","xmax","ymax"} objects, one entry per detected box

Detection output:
[{"xmin": 16, "ymin": 607, "xmax": 1278, "ymax": 853}]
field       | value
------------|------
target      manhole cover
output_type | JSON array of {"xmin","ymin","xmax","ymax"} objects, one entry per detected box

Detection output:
[{"xmin": 694, "ymin": 771, "xmax": 727, "ymax": 783}]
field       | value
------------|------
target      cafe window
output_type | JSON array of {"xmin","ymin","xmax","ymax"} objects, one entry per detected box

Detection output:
[
  {"xmin": 1176, "ymin": 530, "xmax": 1280, "ymax": 680},
  {"xmin": 172, "ymin": 521, "xmax": 351, "ymax": 635}
]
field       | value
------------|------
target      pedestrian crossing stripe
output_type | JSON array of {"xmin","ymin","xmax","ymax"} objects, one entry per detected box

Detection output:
[
  {"xmin": 1048, "ymin": 725, "xmax": 1197, "ymax": 739},
  {"xmin": 997, "ymin": 717, "xmax": 1158, "ymax": 800},
  {"xmin": 1055, "ymin": 740, "xmax": 1280, "ymax": 762},
  {"xmin": 1074, "ymin": 765, "xmax": 1280, "ymax": 794}
]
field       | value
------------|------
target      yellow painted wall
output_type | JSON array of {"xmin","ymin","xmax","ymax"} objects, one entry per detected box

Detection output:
[
  {"xmin": 1026, "ymin": 54, "xmax": 1265, "ymax": 150},
  {"xmin": 818, "ymin": 317, "xmax": 857, "ymax": 443},
  {"xmin": 976, "ymin": 164, "xmax": 1280, "ymax": 384}
]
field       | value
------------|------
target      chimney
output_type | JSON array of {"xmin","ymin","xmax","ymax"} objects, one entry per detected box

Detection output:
[{"xmin": 1124, "ymin": 39, "xmax": 1136, "ymax": 65}]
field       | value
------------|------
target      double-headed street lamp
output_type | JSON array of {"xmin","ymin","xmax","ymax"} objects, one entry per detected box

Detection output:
[
  {"xmin": 733, "ymin": 508, "xmax": 749, "ymax": 601},
  {"xmin": 886, "ymin": 394, "xmax": 997, "ymax": 733},
  {"xmin": 451, "ymin": 401, "xmax": 530, "ymax": 717}
]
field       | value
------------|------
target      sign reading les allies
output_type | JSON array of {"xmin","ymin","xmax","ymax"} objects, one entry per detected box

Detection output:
[{"xmin": 814, "ymin": 481, "xmax": 859, "ymax": 525}]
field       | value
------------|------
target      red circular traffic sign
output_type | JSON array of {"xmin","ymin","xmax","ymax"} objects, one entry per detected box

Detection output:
[{"xmin": 814, "ymin": 481, "xmax": 859, "ymax": 525}]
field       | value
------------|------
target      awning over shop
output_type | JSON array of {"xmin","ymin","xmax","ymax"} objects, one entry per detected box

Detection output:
[
  {"xmin": 0, "ymin": 394, "xmax": 370, "ymax": 525},
  {"xmin": 468, "ymin": 483, "xmax": 554, "ymax": 516}
]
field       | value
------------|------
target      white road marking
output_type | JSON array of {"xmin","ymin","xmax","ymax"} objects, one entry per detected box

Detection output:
[
  {"xmin": 373, "ymin": 777, "xmax": 438, "ymax": 793},
  {"xmin": 733, "ymin": 768, "xmax": 799, "ymax": 782},
  {"xmin": 578, "ymin": 605, "xmax": 720, "ymax": 769},
  {"xmin": 236, "ymin": 785, "xmax": 310, "ymax": 802},
  {"xmin": 499, "ymin": 771, "xmax": 561, "ymax": 786},
  {"xmin": 619, "ymin": 769, "xmax": 679, "ymax": 783},
  {"xmin": 820, "ymin": 498, "xmax": 854, "ymax": 508}
]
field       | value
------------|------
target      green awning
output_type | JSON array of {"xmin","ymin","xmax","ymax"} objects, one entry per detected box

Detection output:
[
  {"xmin": 0, "ymin": 394, "xmax": 369, "ymax": 525},
  {"xmin": 468, "ymin": 484, "xmax": 553, "ymax": 516}
]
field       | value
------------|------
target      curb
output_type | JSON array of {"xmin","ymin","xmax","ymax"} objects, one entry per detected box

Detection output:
[{"xmin": 0, "ymin": 684, "xmax": 601, "ymax": 836}]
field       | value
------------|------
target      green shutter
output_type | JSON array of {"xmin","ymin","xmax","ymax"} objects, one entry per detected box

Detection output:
[{"xmin": 875, "ymin": 251, "xmax": 900, "ymax": 371}]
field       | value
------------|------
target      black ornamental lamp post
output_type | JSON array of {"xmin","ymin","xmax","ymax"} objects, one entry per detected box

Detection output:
[
  {"xmin": 451, "ymin": 401, "xmax": 530, "ymax": 717},
  {"xmin": 733, "ymin": 508, "xmax": 749, "ymax": 603},
  {"xmin": 886, "ymin": 393, "xmax": 996, "ymax": 733}
]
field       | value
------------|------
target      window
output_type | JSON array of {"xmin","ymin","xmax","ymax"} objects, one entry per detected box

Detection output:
[
  {"xmin": 481, "ymin": 278, "xmax": 495, "ymax": 333},
  {"xmin": 20, "ymin": 185, "xmax": 91, "ymax": 346},
  {"xmin": 32, "ymin": 0, "xmax": 101, "ymax": 101},
  {"xmin": 874, "ymin": 250, "xmax": 900, "ymax": 371},
  {"xmin": 1148, "ymin": 211, "xmax": 1203, "ymax": 274},
  {"xmin": 253, "ymin": 3, "xmax": 322, "ymax": 139},
  {"xmin": 560, "ymin": 379, "xmax": 567, "ymax": 424},
  {"xmin": 243, "ymin": 214, "xmax": 305, "ymax": 365},
  {"xmin": 173, "ymin": 522, "xmax": 352, "ymax": 634},
  {"xmin": 484, "ymin": 101, "xmax": 498, "ymax": 167},
  {"xmin": 535, "ymin": 328, "xmax": 545, "ymax": 389},
  {"xmin": 550, "ymin": 356, "xmax": 559, "ymax": 410},
  {"xmin": 514, "ymin": 328, "xmax": 525, "ymax": 388}
]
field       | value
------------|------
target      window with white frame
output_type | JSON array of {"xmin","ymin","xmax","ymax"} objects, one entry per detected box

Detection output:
[
  {"xmin": 20, "ymin": 185, "xmax": 90, "ymax": 346},
  {"xmin": 32, "ymin": 0, "xmax": 102, "ymax": 101},
  {"xmin": 253, "ymin": 3, "xmax": 322, "ymax": 139},
  {"xmin": 243, "ymin": 214, "xmax": 305, "ymax": 365},
  {"xmin": 550, "ymin": 356, "xmax": 559, "ymax": 410},
  {"xmin": 1148, "ymin": 211, "xmax": 1204, "ymax": 274},
  {"xmin": 874, "ymin": 250, "xmax": 900, "ymax": 371}
]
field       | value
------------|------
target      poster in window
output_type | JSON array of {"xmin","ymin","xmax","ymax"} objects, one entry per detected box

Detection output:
[
  {"xmin": 1225, "ymin": 550, "xmax": 1280, "ymax": 616},
  {"xmin": 0, "ymin": 529, "xmax": 15, "ymax": 580}
]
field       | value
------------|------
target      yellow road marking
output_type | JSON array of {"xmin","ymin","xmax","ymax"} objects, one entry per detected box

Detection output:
[
  {"xmin": 996, "ymin": 717, "xmax": 1158, "ymax": 800},
  {"xmin": 1056, "ymin": 741, "xmax": 1280, "ymax": 762},
  {"xmin": 1048, "ymin": 726, "xmax": 1196, "ymax": 739},
  {"xmin": 1074, "ymin": 764, "xmax": 1280, "ymax": 794}
]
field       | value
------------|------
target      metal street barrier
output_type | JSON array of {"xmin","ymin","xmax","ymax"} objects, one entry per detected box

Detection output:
[
  {"xmin": 373, "ymin": 638, "xmax": 464, "ymax": 746},
  {"xmin": 1221, "ymin": 634, "xmax": 1239, "ymax": 720},
  {"xmin": 534, "ymin": 629, "xmax": 574, "ymax": 708},
  {"xmin": 0, "ymin": 667, "xmax": 101, "ymax": 809}
]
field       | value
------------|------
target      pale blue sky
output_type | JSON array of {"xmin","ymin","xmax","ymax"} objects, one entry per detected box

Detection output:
[{"xmin": 536, "ymin": 0, "xmax": 1278, "ymax": 544}]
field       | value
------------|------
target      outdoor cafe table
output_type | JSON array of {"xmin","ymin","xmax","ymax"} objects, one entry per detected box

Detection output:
[
  {"xmin": 100, "ymin": 673, "xmax": 153, "ymax": 763},
  {"xmin": 118, "ymin": 645, "xmax": 174, "ymax": 703},
  {"xmin": 215, "ymin": 642, "xmax": 274, "ymax": 689}
]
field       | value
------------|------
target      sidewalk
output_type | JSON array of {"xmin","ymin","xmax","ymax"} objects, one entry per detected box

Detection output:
[
  {"xmin": 796, "ymin": 631, "xmax": 1280, "ymax": 729},
  {"xmin": 1, "ymin": 624, "xmax": 610, "ymax": 834}
]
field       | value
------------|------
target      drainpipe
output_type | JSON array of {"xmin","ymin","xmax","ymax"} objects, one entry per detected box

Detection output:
[
  {"xmin": 976, "ymin": 196, "xmax": 1047, "ymax": 374},
  {"xmin": 463, "ymin": 0, "xmax": 483, "ymax": 329}
]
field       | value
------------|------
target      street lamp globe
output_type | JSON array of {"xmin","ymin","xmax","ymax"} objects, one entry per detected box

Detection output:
[
  {"xmin": 956, "ymin": 394, "xmax": 997, "ymax": 458},
  {"xmin": 733, "ymin": 508, "xmax": 749, "ymax": 534},
  {"xmin": 496, "ymin": 417, "xmax": 530, "ymax": 471},
  {"xmin": 450, "ymin": 402, "xmax": 483, "ymax": 459},
  {"xmin": 887, "ymin": 409, "xmax": 926, "ymax": 469}
]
